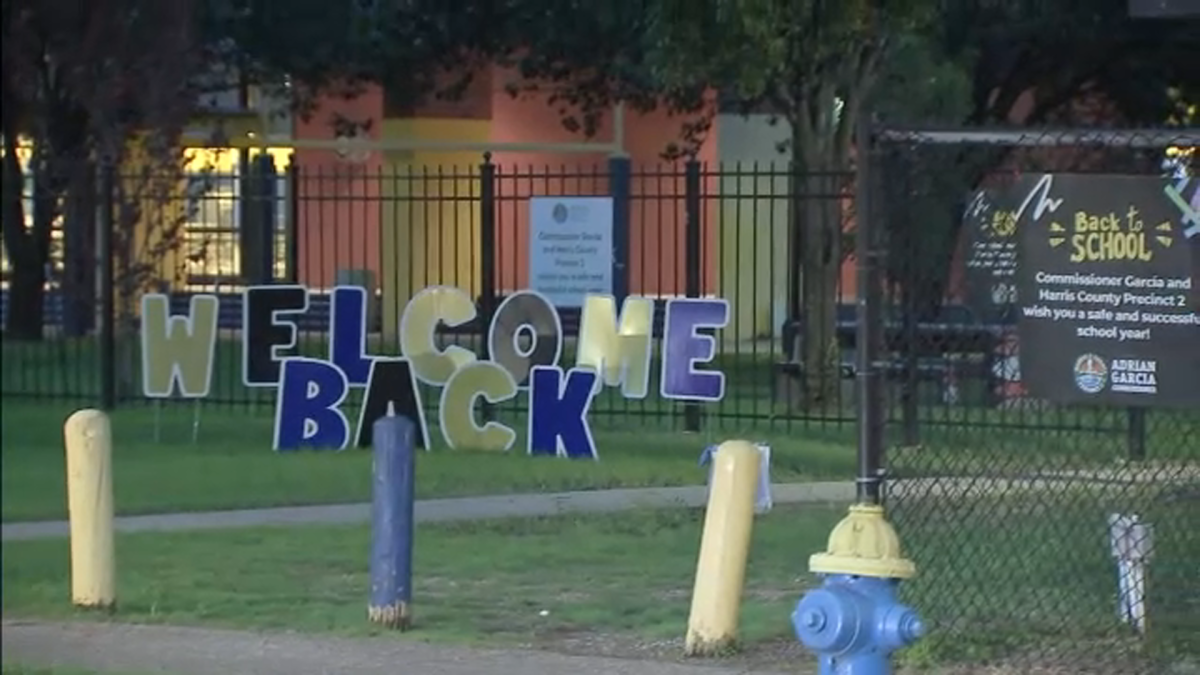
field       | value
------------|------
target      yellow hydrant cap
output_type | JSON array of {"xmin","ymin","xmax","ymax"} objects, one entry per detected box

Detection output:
[{"xmin": 808, "ymin": 503, "xmax": 916, "ymax": 580}]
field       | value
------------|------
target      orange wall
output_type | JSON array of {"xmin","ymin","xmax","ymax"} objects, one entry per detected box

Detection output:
[
  {"xmin": 292, "ymin": 87, "xmax": 384, "ymax": 289},
  {"xmin": 292, "ymin": 69, "xmax": 723, "ymax": 301},
  {"xmin": 288, "ymin": 76, "xmax": 999, "ymax": 314},
  {"xmin": 487, "ymin": 79, "xmax": 609, "ymax": 294},
  {"xmin": 625, "ymin": 99, "xmax": 720, "ymax": 299}
]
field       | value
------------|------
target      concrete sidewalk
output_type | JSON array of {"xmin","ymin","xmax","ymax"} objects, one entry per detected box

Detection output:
[
  {"xmin": 1, "ymin": 482, "xmax": 856, "ymax": 541},
  {"xmin": 1, "ymin": 621, "xmax": 792, "ymax": 675},
  {"xmin": 5, "ymin": 470, "xmax": 1156, "ymax": 542}
]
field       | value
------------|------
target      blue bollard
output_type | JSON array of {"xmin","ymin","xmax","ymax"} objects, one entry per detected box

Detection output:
[{"xmin": 368, "ymin": 415, "xmax": 416, "ymax": 629}]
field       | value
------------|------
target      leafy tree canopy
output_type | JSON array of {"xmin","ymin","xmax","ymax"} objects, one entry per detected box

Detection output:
[
  {"xmin": 939, "ymin": 0, "xmax": 1199, "ymax": 125},
  {"xmin": 199, "ymin": 0, "xmax": 505, "ymax": 115}
]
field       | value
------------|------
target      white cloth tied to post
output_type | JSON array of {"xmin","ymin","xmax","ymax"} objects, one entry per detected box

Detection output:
[
  {"xmin": 1108, "ymin": 513, "xmax": 1154, "ymax": 634},
  {"xmin": 700, "ymin": 443, "xmax": 773, "ymax": 514}
]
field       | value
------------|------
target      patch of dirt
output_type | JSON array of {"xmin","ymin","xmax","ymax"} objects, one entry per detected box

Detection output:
[
  {"xmin": 527, "ymin": 627, "xmax": 1194, "ymax": 675},
  {"xmin": 528, "ymin": 628, "xmax": 812, "ymax": 673},
  {"xmin": 533, "ymin": 627, "xmax": 686, "ymax": 662},
  {"xmin": 916, "ymin": 649, "xmax": 1196, "ymax": 675}
]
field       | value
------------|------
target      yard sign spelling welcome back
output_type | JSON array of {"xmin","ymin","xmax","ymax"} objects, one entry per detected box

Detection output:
[
  {"xmin": 139, "ymin": 195, "xmax": 729, "ymax": 459},
  {"xmin": 137, "ymin": 287, "xmax": 730, "ymax": 458},
  {"xmin": 138, "ymin": 194, "xmax": 729, "ymax": 456}
]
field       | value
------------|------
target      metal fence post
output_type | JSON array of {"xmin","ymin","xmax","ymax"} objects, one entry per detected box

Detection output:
[
  {"xmin": 897, "ymin": 162, "xmax": 921, "ymax": 447},
  {"xmin": 97, "ymin": 163, "xmax": 117, "ymax": 411},
  {"xmin": 240, "ymin": 154, "xmax": 277, "ymax": 285},
  {"xmin": 609, "ymin": 154, "xmax": 632, "ymax": 305},
  {"xmin": 1126, "ymin": 408, "xmax": 1147, "ymax": 462},
  {"xmin": 285, "ymin": 162, "xmax": 299, "ymax": 284},
  {"xmin": 479, "ymin": 154, "xmax": 497, "ymax": 422},
  {"xmin": 479, "ymin": 154, "xmax": 498, "ymax": 329},
  {"xmin": 855, "ymin": 120, "xmax": 884, "ymax": 505},
  {"xmin": 900, "ymin": 298, "xmax": 920, "ymax": 446},
  {"xmin": 683, "ymin": 158, "xmax": 703, "ymax": 433},
  {"xmin": 63, "ymin": 161, "xmax": 97, "ymax": 338}
]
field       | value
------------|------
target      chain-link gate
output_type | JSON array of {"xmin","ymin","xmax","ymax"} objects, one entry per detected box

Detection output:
[{"xmin": 866, "ymin": 126, "xmax": 1199, "ymax": 674}]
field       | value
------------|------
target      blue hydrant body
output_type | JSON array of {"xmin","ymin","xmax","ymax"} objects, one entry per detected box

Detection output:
[{"xmin": 792, "ymin": 574, "xmax": 924, "ymax": 675}]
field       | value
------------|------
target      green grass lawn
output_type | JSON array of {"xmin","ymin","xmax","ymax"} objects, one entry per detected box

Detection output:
[
  {"xmin": 5, "ymin": 335, "xmax": 1197, "ymax": 525},
  {"xmin": 3, "ymin": 499, "xmax": 1196, "ymax": 670},
  {"xmin": 0, "ymin": 399, "xmax": 857, "ymax": 523},
  {"xmin": 4, "ymin": 399, "xmax": 1196, "ymax": 524},
  {"xmin": 1, "ymin": 506, "xmax": 838, "ymax": 649}
]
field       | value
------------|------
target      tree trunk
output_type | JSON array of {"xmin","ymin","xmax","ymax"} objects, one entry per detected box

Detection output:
[
  {"xmin": 5, "ymin": 256, "xmax": 47, "ymax": 340},
  {"xmin": 799, "ymin": 170, "xmax": 844, "ymax": 408},
  {"xmin": 61, "ymin": 160, "xmax": 97, "ymax": 337},
  {"xmin": 786, "ymin": 118, "xmax": 847, "ymax": 410},
  {"xmin": 1, "ymin": 137, "xmax": 49, "ymax": 341}
]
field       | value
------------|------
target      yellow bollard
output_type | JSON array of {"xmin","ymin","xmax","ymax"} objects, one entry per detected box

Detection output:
[
  {"xmin": 685, "ymin": 439, "xmax": 761, "ymax": 656},
  {"xmin": 64, "ymin": 409, "xmax": 116, "ymax": 611}
]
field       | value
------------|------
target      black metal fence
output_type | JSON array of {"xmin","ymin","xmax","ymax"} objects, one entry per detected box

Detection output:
[
  {"xmin": 2, "ymin": 153, "xmax": 862, "ymax": 432},
  {"xmin": 1, "ymin": 128, "xmax": 1198, "ymax": 672}
]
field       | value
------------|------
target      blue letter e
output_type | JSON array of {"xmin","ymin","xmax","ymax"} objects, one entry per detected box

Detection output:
[
  {"xmin": 273, "ymin": 358, "xmax": 351, "ymax": 451},
  {"xmin": 527, "ymin": 366, "xmax": 599, "ymax": 459}
]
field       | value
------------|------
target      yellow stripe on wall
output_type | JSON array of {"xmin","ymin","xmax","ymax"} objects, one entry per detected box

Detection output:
[
  {"xmin": 380, "ymin": 118, "xmax": 492, "ymax": 341},
  {"xmin": 718, "ymin": 173, "xmax": 790, "ymax": 342},
  {"xmin": 715, "ymin": 114, "xmax": 792, "ymax": 343}
]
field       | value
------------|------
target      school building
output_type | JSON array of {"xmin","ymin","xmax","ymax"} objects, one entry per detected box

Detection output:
[{"xmin": 169, "ymin": 64, "xmax": 859, "ymax": 342}]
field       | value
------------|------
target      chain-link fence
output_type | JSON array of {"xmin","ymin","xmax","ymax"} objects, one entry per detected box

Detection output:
[{"xmin": 870, "ymin": 127, "xmax": 1199, "ymax": 674}]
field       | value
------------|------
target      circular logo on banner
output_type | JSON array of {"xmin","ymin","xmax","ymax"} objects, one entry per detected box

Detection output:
[
  {"xmin": 552, "ymin": 203, "xmax": 569, "ymax": 224},
  {"xmin": 1073, "ymin": 354, "xmax": 1108, "ymax": 394}
]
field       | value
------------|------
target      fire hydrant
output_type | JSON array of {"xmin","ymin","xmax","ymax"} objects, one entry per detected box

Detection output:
[{"xmin": 792, "ymin": 504, "xmax": 923, "ymax": 675}]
